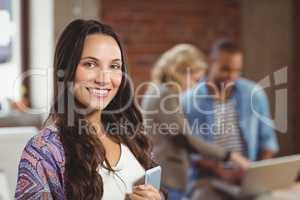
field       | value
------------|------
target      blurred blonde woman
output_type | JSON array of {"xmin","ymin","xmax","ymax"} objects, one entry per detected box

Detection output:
[{"xmin": 141, "ymin": 44, "xmax": 249, "ymax": 200}]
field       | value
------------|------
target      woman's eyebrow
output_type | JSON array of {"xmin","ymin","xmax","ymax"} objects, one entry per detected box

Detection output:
[
  {"xmin": 80, "ymin": 56, "xmax": 99, "ymax": 62},
  {"xmin": 112, "ymin": 58, "xmax": 122, "ymax": 62},
  {"xmin": 80, "ymin": 57, "xmax": 121, "ymax": 63}
]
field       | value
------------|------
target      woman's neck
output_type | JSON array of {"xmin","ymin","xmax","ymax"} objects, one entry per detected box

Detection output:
[
  {"xmin": 86, "ymin": 109, "xmax": 101, "ymax": 124},
  {"xmin": 86, "ymin": 110, "xmax": 121, "ymax": 167},
  {"xmin": 85, "ymin": 110, "xmax": 104, "ymax": 137}
]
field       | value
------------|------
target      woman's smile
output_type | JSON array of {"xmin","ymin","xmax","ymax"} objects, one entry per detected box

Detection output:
[{"xmin": 87, "ymin": 87, "xmax": 112, "ymax": 99}]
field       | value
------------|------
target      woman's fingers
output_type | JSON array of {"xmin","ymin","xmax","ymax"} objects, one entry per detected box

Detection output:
[
  {"xmin": 127, "ymin": 193, "xmax": 145, "ymax": 200},
  {"xmin": 134, "ymin": 184, "xmax": 158, "ymax": 193},
  {"xmin": 130, "ymin": 184, "xmax": 161, "ymax": 200}
]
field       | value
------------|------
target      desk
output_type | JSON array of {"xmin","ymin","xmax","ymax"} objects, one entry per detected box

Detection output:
[
  {"xmin": 257, "ymin": 183, "xmax": 300, "ymax": 200},
  {"xmin": 190, "ymin": 179, "xmax": 300, "ymax": 200}
]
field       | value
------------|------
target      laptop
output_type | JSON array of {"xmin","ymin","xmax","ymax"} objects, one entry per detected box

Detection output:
[
  {"xmin": 211, "ymin": 154, "xmax": 300, "ymax": 199},
  {"xmin": 0, "ymin": 127, "xmax": 38, "ymax": 199}
]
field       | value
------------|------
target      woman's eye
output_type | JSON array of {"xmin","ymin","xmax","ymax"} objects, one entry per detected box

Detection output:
[
  {"xmin": 84, "ymin": 62, "xmax": 96, "ymax": 68},
  {"xmin": 111, "ymin": 64, "xmax": 121, "ymax": 70}
]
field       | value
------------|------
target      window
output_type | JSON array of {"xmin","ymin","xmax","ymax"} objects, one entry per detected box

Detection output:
[{"xmin": 0, "ymin": 0, "xmax": 13, "ymax": 64}]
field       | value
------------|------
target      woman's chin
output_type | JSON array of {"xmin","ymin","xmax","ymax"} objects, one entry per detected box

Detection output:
[{"xmin": 89, "ymin": 101, "xmax": 109, "ymax": 111}]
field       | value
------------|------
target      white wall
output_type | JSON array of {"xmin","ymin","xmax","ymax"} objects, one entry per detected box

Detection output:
[{"xmin": 29, "ymin": 0, "xmax": 54, "ymax": 116}]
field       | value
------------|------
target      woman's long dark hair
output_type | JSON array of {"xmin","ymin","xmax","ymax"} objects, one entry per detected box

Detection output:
[{"xmin": 46, "ymin": 19, "xmax": 156, "ymax": 200}]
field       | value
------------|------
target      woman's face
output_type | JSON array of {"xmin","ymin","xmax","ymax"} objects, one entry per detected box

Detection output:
[
  {"xmin": 74, "ymin": 34, "xmax": 123, "ymax": 111},
  {"xmin": 189, "ymin": 69, "xmax": 205, "ymax": 88},
  {"xmin": 181, "ymin": 69, "xmax": 205, "ymax": 91}
]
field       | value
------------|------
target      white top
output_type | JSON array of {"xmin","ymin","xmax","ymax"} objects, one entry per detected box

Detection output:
[
  {"xmin": 213, "ymin": 100, "xmax": 246, "ymax": 155},
  {"xmin": 98, "ymin": 143, "xmax": 145, "ymax": 200}
]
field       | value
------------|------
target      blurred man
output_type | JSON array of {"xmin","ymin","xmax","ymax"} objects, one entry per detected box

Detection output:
[{"xmin": 181, "ymin": 39, "xmax": 279, "ymax": 195}]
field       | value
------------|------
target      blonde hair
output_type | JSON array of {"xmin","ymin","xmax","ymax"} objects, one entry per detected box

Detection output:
[{"xmin": 152, "ymin": 44, "xmax": 207, "ymax": 85}]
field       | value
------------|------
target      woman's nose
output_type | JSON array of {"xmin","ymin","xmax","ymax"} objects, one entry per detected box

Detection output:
[{"xmin": 95, "ymin": 69, "xmax": 111, "ymax": 85}]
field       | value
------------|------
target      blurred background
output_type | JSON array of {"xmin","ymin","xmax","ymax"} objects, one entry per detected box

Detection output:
[{"xmin": 0, "ymin": 0, "xmax": 299, "ymax": 156}]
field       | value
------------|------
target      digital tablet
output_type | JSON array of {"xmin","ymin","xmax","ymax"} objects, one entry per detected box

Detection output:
[{"xmin": 145, "ymin": 166, "xmax": 161, "ymax": 190}]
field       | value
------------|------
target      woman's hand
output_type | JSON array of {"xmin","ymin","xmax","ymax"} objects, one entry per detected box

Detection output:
[
  {"xmin": 126, "ymin": 184, "xmax": 162, "ymax": 200},
  {"xmin": 230, "ymin": 152, "xmax": 250, "ymax": 170}
]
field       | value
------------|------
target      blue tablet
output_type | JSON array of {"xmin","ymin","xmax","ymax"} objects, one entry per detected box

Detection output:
[{"xmin": 145, "ymin": 166, "xmax": 162, "ymax": 190}]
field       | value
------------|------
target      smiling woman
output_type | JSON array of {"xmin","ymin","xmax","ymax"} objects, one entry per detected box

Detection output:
[
  {"xmin": 14, "ymin": 19, "xmax": 165, "ymax": 200},
  {"xmin": 74, "ymin": 34, "xmax": 123, "ymax": 111}
]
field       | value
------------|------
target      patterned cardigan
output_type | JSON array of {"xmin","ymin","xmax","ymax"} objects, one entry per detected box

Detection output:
[
  {"xmin": 15, "ymin": 126, "xmax": 166, "ymax": 200},
  {"xmin": 15, "ymin": 126, "xmax": 65, "ymax": 199}
]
